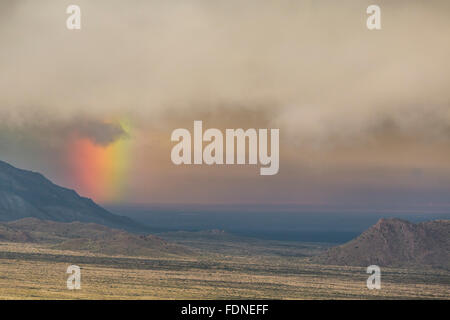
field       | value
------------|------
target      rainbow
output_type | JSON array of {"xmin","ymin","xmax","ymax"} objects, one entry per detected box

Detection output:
[{"xmin": 67, "ymin": 119, "xmax": 132, "ymax": 203}]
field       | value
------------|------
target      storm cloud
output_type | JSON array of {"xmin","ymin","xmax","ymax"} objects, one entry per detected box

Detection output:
[{"xmin": 0, "ymin": 0, "xmax": 449, "ymax": 204}]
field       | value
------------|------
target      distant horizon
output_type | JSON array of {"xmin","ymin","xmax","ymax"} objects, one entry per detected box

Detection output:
[
  {"xmin": 106, "ymin": 202, "xmax": 450, "ymax": 213},
  {"xmin": 106, "ymin": 203, "xmax": 450, "ymax": 243},
  {"xmin": 5, "ymin": 157, "xmax": 450, "ymax": 214}
]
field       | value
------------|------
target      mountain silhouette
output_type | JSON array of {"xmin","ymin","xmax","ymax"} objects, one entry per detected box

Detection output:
[
  {"xmin": 0, "ymin": 159, "xmax": 145, "ymax": 232},
  {"xmin": 314, "ymin": 218, "xmax": 450, "ymax": 268}
]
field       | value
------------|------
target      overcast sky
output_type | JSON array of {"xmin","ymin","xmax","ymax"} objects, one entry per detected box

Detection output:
[{"xmin": 1, "ymin": 0, "xmax": 449, "ymax": 207}]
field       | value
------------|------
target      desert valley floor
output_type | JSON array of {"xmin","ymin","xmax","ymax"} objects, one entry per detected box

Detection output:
[{"xmin": 0, "ymin": 234, "xmax": 448, "ymax": 299}]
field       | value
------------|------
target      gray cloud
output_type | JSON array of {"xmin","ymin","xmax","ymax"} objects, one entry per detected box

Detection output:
[
  {"xmin": 0, "ymin": 0, "xmax": 448, "ymax": 150},
  {"xmin": 273, "ymin": 104, "xmax": 450, "ymax": 147},
  {"xmin": 74, "ymin": 120, "xmax": 128, "ymax": 145},
  {"xmin": 0, "ymin": 0, "xmax": 450, "ymax": 205},
  {"xmin": 0, "ymin": 118, "xmax": 127, "ymax": 149}
]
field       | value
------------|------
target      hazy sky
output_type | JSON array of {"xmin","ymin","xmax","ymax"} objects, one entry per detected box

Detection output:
[{"xmin": 1, "ymin": 0, "xmax": 450, "ymax": 207}]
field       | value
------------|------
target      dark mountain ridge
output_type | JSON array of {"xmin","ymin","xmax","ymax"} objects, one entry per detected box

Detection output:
[
  {"xmin": 314, "ymin": 218, "xmax": 450, "ymax": 269},
  {"xmin": 0, "ymin": 159, "xmax": 145, "ymax": 232}
]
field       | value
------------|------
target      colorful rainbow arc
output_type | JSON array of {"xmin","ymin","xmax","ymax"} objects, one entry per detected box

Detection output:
[{"xmin": 67, "ymin": 119, "xmax": 132, "ymax": 203}]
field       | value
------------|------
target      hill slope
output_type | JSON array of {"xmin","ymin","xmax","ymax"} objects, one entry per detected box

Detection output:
[
  {"xmin": 0, "ymin": 160, "xmax": 144, "ymax": 232},
  {"xmin": 0, "ymin": 218, "xmax": 190, "ymax": 257},
  {"xmin": 314, "ymin": 218, "xmax": 450, "ymax": 268}
]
